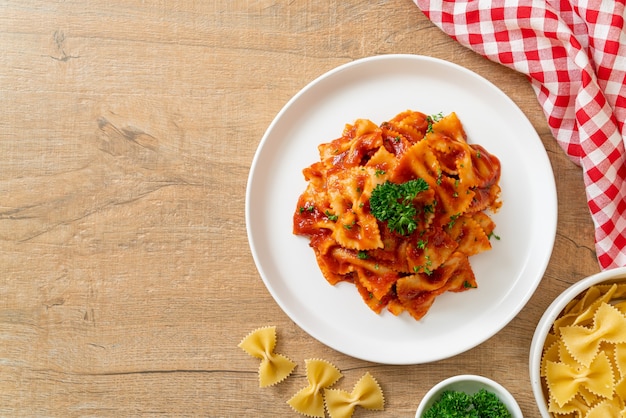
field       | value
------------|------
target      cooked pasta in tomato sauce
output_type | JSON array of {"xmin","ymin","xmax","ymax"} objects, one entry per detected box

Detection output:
[{"xmin": 293, "ymin": 110, "xmax": 501, "ymax": 321}]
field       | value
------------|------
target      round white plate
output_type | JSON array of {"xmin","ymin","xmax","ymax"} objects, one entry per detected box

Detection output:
[{"xmin": 245, "ymin": 54, "xmax": 557, "ymax": 365}]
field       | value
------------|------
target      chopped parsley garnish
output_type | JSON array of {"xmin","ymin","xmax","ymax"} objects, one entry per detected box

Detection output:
[
  {"xmin": 488, "ymin": 231, "xmax": 501, "ymax": 241},
  {"xmin": 423, "ymin": 389, "xmax": 511, "ymax": 418},
  {"xmin": 324, "ymin": 210, "xmax": 338, "ymax": 221},
  {"xmin": 369, "ymin": 179, "xmax": 429, "ymax": 235},
  {"xmin": 426, "ymin": 112, "xmax": 444, "ymax": 133},
  {"xmin": 357, "ymin": 251, "xmax": 368, "ymax": 260},
  {"xmin": 413, "ymin": 255, "xmax": 433, "ymax": 275},
  {"xmin": 447, "ymin": 213, "xmax": 461, "ymax": 229}
]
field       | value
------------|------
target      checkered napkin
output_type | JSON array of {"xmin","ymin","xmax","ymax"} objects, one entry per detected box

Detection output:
[{"xmin": 413, "ymin": 0, "xmax": 626, "ymax": 269}]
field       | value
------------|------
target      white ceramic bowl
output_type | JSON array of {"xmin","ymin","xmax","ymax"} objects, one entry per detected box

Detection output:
[
  {"xmin": 415, "ymin": 374, "xmax": 523, "ymax": 417},
  {"xmin": 529, "ymin": 267, "xmax": 626, "ymax": 417}
]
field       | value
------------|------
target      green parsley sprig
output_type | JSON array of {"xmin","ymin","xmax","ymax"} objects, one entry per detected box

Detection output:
[
  {"xmin": 369, "ymin": 179, "xmax": 429, "ymax": 235},
  {"xmin": 423, "ymin": 388, "xmax": 512, "ymax": 418},
  {"xmin": 426, "ymin": 112, "xmax": 444, "ymax": 133}
]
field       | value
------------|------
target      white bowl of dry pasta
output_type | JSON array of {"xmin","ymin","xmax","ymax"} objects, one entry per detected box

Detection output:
[{"xmin": 529, "ymin": 266, "xmax": 626, "ymax": 417}]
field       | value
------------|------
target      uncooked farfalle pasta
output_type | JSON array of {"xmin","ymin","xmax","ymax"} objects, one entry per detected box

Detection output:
[
  {"xmin": 287, "ymin": 359, "xmax": 384, "ymax": 418},
  {"xmin": 238, "ymin": 326, "xmax": 296, "ymax": 387},
  {"xmin": 324, "ymin": 372, "xmax": 385, "ymax": 418},
  {"xmin": 293, "ymin": 110, "xmax": 502, "ymax": 320},
  {"xmin": 238, "ymin": 327, "xmax": 385, "ymax": 417},
  {"xmin": 287, "ymin": 359, "xmax": 343, "ymax": 417},
  {"xmin": 540, "ymin": 283, "xmax": 626, "ymax": 416}
]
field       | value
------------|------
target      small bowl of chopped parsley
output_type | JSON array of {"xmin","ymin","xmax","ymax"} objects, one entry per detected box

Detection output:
[{"xmin": 415, "ymin": 374, "xmax": 522, "ymax": 418}]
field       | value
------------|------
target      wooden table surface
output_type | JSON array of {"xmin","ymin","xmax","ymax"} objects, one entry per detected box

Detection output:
[{"xmin": 0, "ymin": 1, "xmax": 602, "ymax": 416}]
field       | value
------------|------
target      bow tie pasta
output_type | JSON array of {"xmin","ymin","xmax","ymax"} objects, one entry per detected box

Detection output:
[
  {"xmin": 293, "ymin": 110, "xmax": 502, "ymax": 321},
  {"xmin": 238, "ymin": 326, "xmax": 296, "ymax": 387},
  {"xmin": 541, "ymin": 283, "xmax": 626, "ymax": 416}
]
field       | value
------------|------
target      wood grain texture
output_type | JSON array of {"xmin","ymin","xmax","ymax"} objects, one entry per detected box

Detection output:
[{"xmin": 0, "ymin": 0, "xmax": 599, "ymax": 416}]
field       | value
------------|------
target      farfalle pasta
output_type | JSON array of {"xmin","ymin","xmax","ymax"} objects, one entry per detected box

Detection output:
[
  {"xmin": 546, "ymin": 350, "xmax": 614, "ymax": 407},
  {"xmin": 293, "ymin": 110, "xmax": 501, "ymax": 320},
  {"xmin": 560, "ymin": 303, "xmax": 626, "ymax": 367},
  {"xmin": 238, "ymin": 326, "xmax": 296, "ymax": 387},
  {"xmin": 238, "ymin": 327, "xmax": 386, "ymax": 417},
  {"xmin": 287, "ymin": 359, "xmax": 343, "ymax": 417},
  {"xmin": 540, "ymin": 283, "xmax": 626, "ymax": 416},
  {"xmin": 324, "ymin": 372, "xmax": 384, "ymax": 418}
]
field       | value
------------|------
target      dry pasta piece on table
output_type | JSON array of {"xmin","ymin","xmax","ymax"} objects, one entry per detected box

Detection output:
[
  {"xmin": 287, "ymin": 359, "xmax": 343, "ymax": 417},
  {"xmin": 324, "ymin": 372, "xmax": 385, "ymax": 418},
  {"xmin": 238, "ymin": 326, "xmax": 296, "ymax": 387}
]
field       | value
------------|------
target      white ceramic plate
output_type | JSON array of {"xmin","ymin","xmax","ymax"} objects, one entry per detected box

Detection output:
[{"xmin": 246, "ymin": 54, "xmax": 557, "ymax": 365}]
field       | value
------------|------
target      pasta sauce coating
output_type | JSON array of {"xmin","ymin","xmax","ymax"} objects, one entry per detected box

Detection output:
[{"xmin": 293, "ymin": 110, "xmax": 501, "ymax": 321}]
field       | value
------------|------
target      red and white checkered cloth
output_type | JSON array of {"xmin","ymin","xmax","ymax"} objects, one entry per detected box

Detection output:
[{"xmin": 414, "ymin": 0, "xmax": 626, "ymax": 270}]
